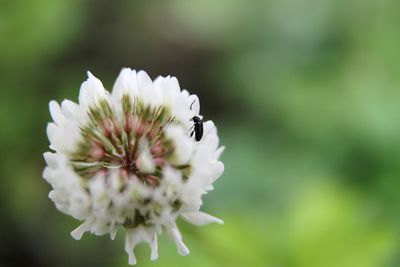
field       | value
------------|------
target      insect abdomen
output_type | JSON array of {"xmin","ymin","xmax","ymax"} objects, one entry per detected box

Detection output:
[{"xmin": 194, "ymin": 123, "xmax": 203, "ymax": 141}]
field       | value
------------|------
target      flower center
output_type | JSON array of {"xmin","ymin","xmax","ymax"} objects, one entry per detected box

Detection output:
[{"xmin": 70, "ymin": 96, "xmax": 175, "ymax": 186}]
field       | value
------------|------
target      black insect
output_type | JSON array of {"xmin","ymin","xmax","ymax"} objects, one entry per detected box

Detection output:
[
  {"xmin": 190, "ymin": 116, "xmax": 203, "ymax": 141},
  {"xmin": 190, "ymin": 100, "xmax": 203, "ymax": 141}
]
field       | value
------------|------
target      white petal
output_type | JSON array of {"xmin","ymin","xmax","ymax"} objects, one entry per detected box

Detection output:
[
  {"xmin": 137, "ymin": 70, "xmax": 152, "ymax": 91},
  {"xmin": 46, "ymin": 123, "xmax": 61, "ymax": 151},
  {"xmin": 71, "ymin": 220, "xmax": 93, "ymax": 240},
  {"xmin": 49, "ymin": 100, "xmax": 65, "ymax": 125},
  {"xmin": 69, "ymin": 190, "xmax": 91, "ymax": 219},
  {"xmin": 203, "ymin": 120, "xmax": 216, "ymax": 136},
  {"xmin": 109, "ymin": 170, "xmax": 122, "ymax": 191},
  {"xmin": 42, "ymin": 167, "xmax": 55, "ymax": 184},
  {"xmin": 166, "ymin": 224, "xmax": 190, "ymax": 256},
  {"xmin": 110, "ymin": 226, "xmax": 118, "ymax": 240},
  {"xmin": 112, "ymin": 68, "xmax": 138, "ymax": 102},
  {"xmin": 206, "ymin": 185, "xmax": 214, "ymax": 191},
  {"xmin": 89, "ymin": 174, "xmax": 106, "ymax": 197},
  {"xmin": 46, "ymin": 122, "xmax": 81, "ymax": 153},
  {"xmin": 79, "ymin": 71, "xmax": 107, "ymax": 108},
  {"xmin": 92, "ymin": 221, "xmax": 109, "ymax": 236},
  {"xmin": 136, "ymin": 139, "xmax": 155, "ymax": 173},
  {"xmin": 163, "ymin": 165, "xmax": 183, "ymax": 187},
  {"xmin": 156, "ymin": 76, "xmax": 180, "ymax": 109},
  {"xmin": 169, "ymin": 76, "xmax": 180, "ymax": 93},
  {"xmin": 61, "ymin": 99, "xmax": 83, "ymax": 123},
  {"xmin": 125, "ymin": 233, "xmax": 137, "ymax": 265},
  {"xmin": 172, "ymin": 92, "xmax": 192, "ymax": 126},
  {"xmin": 87, "ymin": 71, "xmax": 107, "ymax": 98},
  {"xmin": 43, "ymin": 152, "xmax": 60, "ymax": 168},
  {"xmin": 112, "ymin": 68, "xmax": 131, "ymax": 100},
  {"xmin": 209, "ymin": 161, "xmax": 224, "ymax": 181},
  {"xmin": 150, "ymin": 233, "xmax": 158, "ymax": 261},
  {"xmin": 54, "ymin": 202, "xmax": 69, "ymax": 214},
  {"xmin": 181, "ymin": 211, "xmax": 224, "ymax": 225},
  {"xmin": 164, "ymin": 125, "xmax": 194, "ymax": 165},
  {"xmin": 137, "ymin": 70, "xmax": 153, "ymax": 106},
  {"xmin": 49, "ymin": 190, "xmax": 68, "ymax": 204},
  {"xmin": 215, "ymin": 146, "xmax": 225, "ymax": 159},
  {"xmin": 124, "ymin": 227, "xmax": 158, "ymax": 264}
]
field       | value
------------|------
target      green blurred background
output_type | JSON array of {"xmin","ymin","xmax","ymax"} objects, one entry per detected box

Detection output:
[{"xmin": 1, "ymin": 0, "xmax": 400, "ymax": 266}]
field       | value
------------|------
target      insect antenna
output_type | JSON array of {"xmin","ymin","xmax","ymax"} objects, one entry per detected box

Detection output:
[{"xmin": 190, "ymin": 99, "xmax": 196, "ymax": 110}]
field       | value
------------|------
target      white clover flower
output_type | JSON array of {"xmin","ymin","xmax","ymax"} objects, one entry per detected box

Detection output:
[{"xmin": 43, "ymin": 69, "xmax": 224, "ymax": 265}]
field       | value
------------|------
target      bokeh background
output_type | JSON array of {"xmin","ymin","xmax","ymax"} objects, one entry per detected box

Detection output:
[{"xmin": 1, "ymin": 0, "xmax": 400, "ymax": 266}]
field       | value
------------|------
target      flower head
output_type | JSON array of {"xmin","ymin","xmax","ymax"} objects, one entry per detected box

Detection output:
[{"xmin": 43, "ymin": 69, "xmax": 224, "ymax": 265}]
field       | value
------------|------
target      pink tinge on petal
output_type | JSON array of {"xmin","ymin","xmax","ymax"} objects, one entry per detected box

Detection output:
[
  {"xmin": 124, "ymin": 113, "xmax": 133, "ymax": 132},
  {"xmin": 112, "ymin": 118, "xmax": 122, "ymax": 137},
  {"xmin": 150, "ymin": 145, "xmax": 162, "ymax": 155},
  {"xmin": 135, "ymin": 122, "xmax": 144, "ymax": 136},
  {"xmin": 101, "ymin": 121, "xmax": 113, "ymax": 138},
  {"xmin": 90, "ymin": 144, "xmax": 105, "ymax": 159},
  {"xmin": 153, "ymin": 157, "xmax": 164, "ymax": 166},
  {"xmin": 146, "ymin": 175, "xmax": 159, "ymax": 186},
  {"xmin": 119, "ymin": 168, "xmax": 128, "ymax": 178}
]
